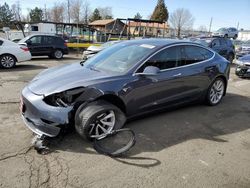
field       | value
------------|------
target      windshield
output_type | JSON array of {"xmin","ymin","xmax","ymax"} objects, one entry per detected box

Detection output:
[
  {"xmin": 18, "ymin": 36, "xmax": 30, "ymax": 43},
  {"xmin": 217, "ymin": 28, "xmax": 227, "ymax": 32},
  {"xmin": 84, "ymin": 42, "xmax": 156, "ymax": 74},
  {"xmin": 243, "ymin": 40, "xmax": 250, "ymax": 45}
]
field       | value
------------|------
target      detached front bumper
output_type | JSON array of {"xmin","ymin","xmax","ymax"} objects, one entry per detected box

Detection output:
[
  {"xmin": 235, "ymin": 65, "xmax": 250, "ymax": 77},
  {"xmin": 21, "ymin": 87, "xmax": 73, "ymax": 137}
]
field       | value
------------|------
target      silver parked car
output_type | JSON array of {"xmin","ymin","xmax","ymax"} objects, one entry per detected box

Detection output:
[{"xmin": 212, "ymin": 27, "xmax": 238, "ymax": 39}]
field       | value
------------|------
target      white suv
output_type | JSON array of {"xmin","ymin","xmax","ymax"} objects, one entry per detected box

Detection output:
[{"xmin": 212, "ymin": 27, "xmax": 238, "ymax": 39}]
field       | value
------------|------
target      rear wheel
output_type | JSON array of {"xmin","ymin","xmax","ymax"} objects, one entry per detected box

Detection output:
[
  {"xmin": 53, "ymin": 49, "xmax": 63, "ymax": 59},
  {"xmin": 224, "ymin": 34, "xmax": 228, "ymax": 38},
  {"xmin": 233, "ymin": 34, "xmax": 238, "ymax": 39},
  {"xmin": 206, "ymin": 78, "xmax": 225, "ymax": 106},
  {"xmin": 75, "ymin": 100, "xmax": 126, "ymax": 141},
  {"xmin": 0, "ymin": 54, "xmax": 16, "ymax": 68}
]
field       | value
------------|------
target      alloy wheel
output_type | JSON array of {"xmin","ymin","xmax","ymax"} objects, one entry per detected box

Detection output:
[
  {"xmin": 209, "ymin": 79, "xmax": 224, "ymax": 105},
  {"xmin": 89, "ymin": 110, "xmax": 116, "ymax": 138},
  {"xmin": 1, "ymin": 55, "xmax": 15, "ymax": 68},
  {"xmin": 54, "ymin": 50, "xmax": 63, "ymax": 59}
]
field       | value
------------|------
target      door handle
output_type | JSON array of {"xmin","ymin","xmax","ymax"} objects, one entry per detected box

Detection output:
[{"xmin": 173, "ymin": 73, "xmax": 182, "ymax": 77}]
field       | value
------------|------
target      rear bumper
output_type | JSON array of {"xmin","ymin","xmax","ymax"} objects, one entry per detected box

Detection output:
[{"xmin": 21, "ymin": 87, "xmax": 73, "ymax": 137}]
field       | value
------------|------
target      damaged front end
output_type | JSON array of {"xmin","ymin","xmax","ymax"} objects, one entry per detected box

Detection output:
[{"xmin": 21, "ymin": 86, "xmax": 85, "ymax": 137}]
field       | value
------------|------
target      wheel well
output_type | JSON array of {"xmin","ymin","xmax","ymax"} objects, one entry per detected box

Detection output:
[
  {"xmin": 96, "ymin": 94, "xmax": 126, "ymax": 114},
  {"xmin": 0, "ymin": 53, "xmax": 17, "ymax": 62}
]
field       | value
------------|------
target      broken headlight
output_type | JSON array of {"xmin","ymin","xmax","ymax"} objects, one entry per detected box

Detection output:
[{"xmin": 44, "ymin": 87, "xmax": 85, "ymax": 107}]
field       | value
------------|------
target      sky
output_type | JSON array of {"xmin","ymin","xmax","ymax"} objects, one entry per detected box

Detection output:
[{"xmin": 2, "ymin": 0, "xmax": 250, "ymax": 31}]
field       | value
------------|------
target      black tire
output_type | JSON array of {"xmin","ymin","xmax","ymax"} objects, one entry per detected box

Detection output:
[
  {"xmin": 0, "ymin": 54, "xmax": 16, "ymax": 69},
  {"xmin": 224, "ymin": 34, "xmax": 228, "ymax": 38},
  {"xmin": 206, "ymin": 77, "xmax": 225, "ymax": 106},
  {"xmin": 53, "ymin": 49, "xmax": 63, "ymax": 59},
  {"xmin": 75, "ymin": 100, "xmax": 126, "ymax": 141},
  {"xmin": 233, "ymin": 34, "xmax": 238, "ymax": 40}
]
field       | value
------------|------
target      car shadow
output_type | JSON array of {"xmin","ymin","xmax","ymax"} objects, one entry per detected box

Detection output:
[
  {"xmin": 48, "ymin": 93, "xmax": 250, "ymax": 166},
  {"xmin": 0, "ymin": 64, "xmax": 47, "ymax": 72},
  {"xmin": 30, "ymin": 56, "xmax": 81, "ymax": 61}
]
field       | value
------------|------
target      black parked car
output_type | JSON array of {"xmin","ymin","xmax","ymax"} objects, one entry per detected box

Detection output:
[
  {"xmin": 194, "ymin": 37, "xmax": 235, "ymax": 63},
  {"xmin": 235, "ymin": 54, "xmax": 250, "ymax": 77},
  {"xmin": 20, "ymin": 39, "xmax": 230, "ymax": 140},
  {"xmin": 19, "ymin": 34, "xmax": 69, "ymax": 59}
]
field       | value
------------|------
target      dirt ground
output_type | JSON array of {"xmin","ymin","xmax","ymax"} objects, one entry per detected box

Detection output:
[{"xmin": 0, "ymin": 55, "xmax": 250, "ymax": 188}]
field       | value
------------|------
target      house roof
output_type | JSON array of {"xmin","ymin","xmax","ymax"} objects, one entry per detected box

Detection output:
[
  {"xmin": 89, "ymin": 19, "xmax": 115, "ymax": 26},
  {"xmin": 129, "ymin": 21, "xmax": 168, "ymax": 29}
]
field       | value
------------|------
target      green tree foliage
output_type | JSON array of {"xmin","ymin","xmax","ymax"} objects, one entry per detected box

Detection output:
[
  {"xmin": 29, "ymin": 7, "xmax": 43, "ymax": 22},
  {"xmin": 90, "ymin": 8, "xmax": 101, "ymax": 21},
  {"xmin": 0, "ymin": 2, "xmax": 14, "ymax": 27},
  {"xmin": 150, "ymin": 0, "xmax": 169, "ymax": 22},
  {"xmin": 134, "ymin": 12, "xmax": 142, "ymax": 19}
]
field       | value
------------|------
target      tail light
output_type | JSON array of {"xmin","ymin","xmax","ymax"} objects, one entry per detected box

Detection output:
[
  {"xmin": 20, "ymin": 46, "xmax": 29, "ymax": 52},
  {"xmin": 64, "ymin": 43, "xmax": 68, "ymax": 47}
]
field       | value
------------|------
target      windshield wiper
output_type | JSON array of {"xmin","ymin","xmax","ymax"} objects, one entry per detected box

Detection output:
[{"xmin": 80, "ymin": 61, "xmax": 85, "ymax": 66}]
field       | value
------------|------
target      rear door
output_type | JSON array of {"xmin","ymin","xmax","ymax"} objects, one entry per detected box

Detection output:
[
  {"xmin": 218, "ymin": 38, "xmax": 228, "ymax": 58},
  {"xmin": 42, "ymin": 36, "xmax": 55, "ymax": 55}
]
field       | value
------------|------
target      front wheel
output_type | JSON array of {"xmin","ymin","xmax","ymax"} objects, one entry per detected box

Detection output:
[
  {"xmin": 75, "ymin": 100, "xmax": 126, "ymax": 141},
  {"xmin": 228, "ymin": 53, "xmax": 234, "ymax": 63},
  {"xmin": 206, "ymin": 78, "xmax": 225, "ymax": 106},
  {"xmin": 0, "ymin": 54, "xmax": 16, "ymax": 68}
]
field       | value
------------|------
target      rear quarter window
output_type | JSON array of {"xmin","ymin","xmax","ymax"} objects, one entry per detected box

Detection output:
[
  {"xmin": 184, "ymin": 45, "xmax": 214, "ymax": 64},
  {"xmin": 54, "ymin": 37, "xmax": 65, "ymax": 45}
]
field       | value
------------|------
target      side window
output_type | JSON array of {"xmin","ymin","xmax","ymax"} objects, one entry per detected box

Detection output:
[
  {"xmin": 0, "ymin": 40, "xmax": 3, "ymax": 46},
  {"xmin": 211, "ymin": 39, "xmax": 220, "ymax": 47},
  {"xmin": 184, "ymin": 46, "xmax": 214, "ymax": 64},
  {"xmin": 139, "ymin": 46, "xmax": 184, "ymax": 71},
  {"xmin": 43, "ymin": 36, "xmax": 54, "ymax": 44},
  {"xmin": 30, "ymin": 36, "xmax": 42, "ymax": 44}
]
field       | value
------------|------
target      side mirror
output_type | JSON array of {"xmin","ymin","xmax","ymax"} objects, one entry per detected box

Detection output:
[{"xmin": 137, "ymin": 66, "xmax": 160, "ymax": 76}]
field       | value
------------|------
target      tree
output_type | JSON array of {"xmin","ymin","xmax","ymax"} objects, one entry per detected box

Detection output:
[
  {"xmin": 198, "ymin": 25, "xmax": 207, "ymax": 32},
  {"xmin": 134, "ymin": 12, "xmax": 142, "ymax": 19},
  {"xmin": 50, "ymin": 3, "xmax": 65, "ymax": 22},
  {"xmin": 70, "ymin": 0, "xmax": 82, "ymax": 23},
  {"xmin": 151, "ymin": 0, "xmax": 168, "ymax": 22},
  {"xmin": 91, "ymin": 8, "xmax": 101, "ymax": 22},
  {"xmin": 29, "ymin": 7, "xmax": 43, "ymax": 22},
  {"xmin": 0, "ymin": 2, "xmax": 14, "ymax": 27},
  {"xmin": 169, "ymin": 8, "xmax": 194, "ymax": 38},
  {"xmin": 99, "ymin": 7, "xmax": 113, "ymax": 19},
  {"xmin": 81, "ymin": 0, "xmax": 91, "ymax": 24},
  {"xmin": 11, "ymin": 1, "xmax": 22, "ymax": 21}
]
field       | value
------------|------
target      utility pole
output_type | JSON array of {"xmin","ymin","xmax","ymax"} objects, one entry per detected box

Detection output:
[
  {"xmin": 208, "ymin": 17, "xmax": 213, "ymax": 36},
  {"xmin": 237, "ymin": 22, "xmax": 239, "ymax": 30},
  {"xmin": 67, "ymin": 0, "xmax": 70, "ymax": 23}
]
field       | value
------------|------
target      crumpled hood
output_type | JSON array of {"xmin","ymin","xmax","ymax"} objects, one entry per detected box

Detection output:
[{"xmin": 28, "ymin": 63, "xmax": 110, "ymax": 96}]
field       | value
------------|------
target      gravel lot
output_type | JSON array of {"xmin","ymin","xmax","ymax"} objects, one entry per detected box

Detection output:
[{"xmin": 0, "ymin": 55, "xmax": 250, "ymax": 188}]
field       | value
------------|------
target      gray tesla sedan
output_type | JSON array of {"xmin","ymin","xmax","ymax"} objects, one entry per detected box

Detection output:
[{"xmin": 20, "ymin": 39, "xmax": 230, "ymax": 140}]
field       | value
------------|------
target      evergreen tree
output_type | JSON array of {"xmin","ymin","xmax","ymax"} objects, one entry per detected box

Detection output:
[
  {"xmin": 150, "ymin": 0, "xmax": 169, "ymax": 22},
  {"xmin": 90, "ymin": 8, "xmax": 101, "ymax": 21},
  {"xmin": 0, "ymin": 3, "xmax": 14, "ymax": 27},
  {"xmin": 29, "ymin": 7, "xmax": 43, "ymax": 22},
  {"xmin": 134, "ymin": 12, "xmax": 142, "ymax": 19}
]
